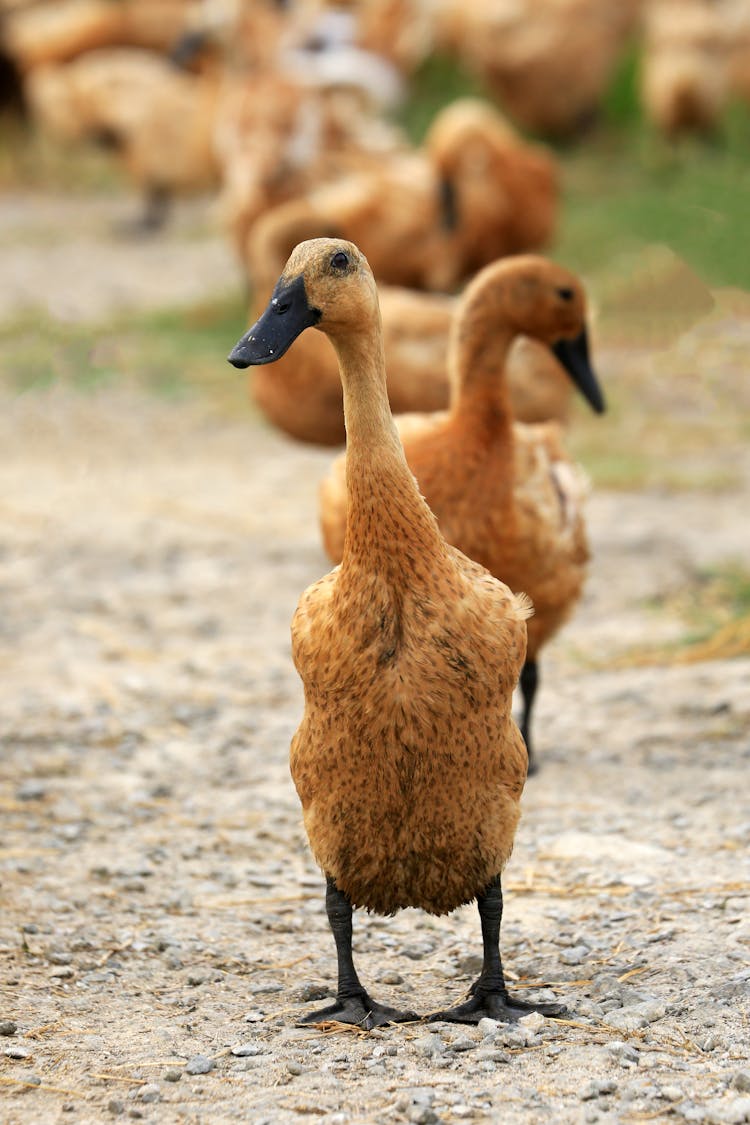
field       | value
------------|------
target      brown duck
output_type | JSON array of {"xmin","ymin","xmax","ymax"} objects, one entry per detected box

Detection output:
[
  {"xmin": 319, "ymin": 255, "xmax": 606, "ymax": 772},
  {"xmin": 228, "ymin": 238, "xmax": 565, "ymax": 1028}
]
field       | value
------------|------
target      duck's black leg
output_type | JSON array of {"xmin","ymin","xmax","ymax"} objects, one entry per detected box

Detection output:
[
  {"xmin": 519, "ymin": 660, "xmax": 539, "ymax": 775},
  {"xmin": 298, "ymin": 877, "xmax": 418, "ymax": 1029},
  {"xmin": 429, "ymin": 876, "xmax": 566, "ymax": 1024},
  {"xmin": 116, "ymin": 185, "xmax": 171, "ymax": 237},
  {"xmin": 139, "ymin": 185, "xmax": 172, "ymax": 233}
]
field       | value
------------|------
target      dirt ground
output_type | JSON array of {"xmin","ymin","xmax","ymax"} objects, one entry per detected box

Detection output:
[{"xmin": 1, "ymin": 195, "xmax": 749, "ymax": 1125}]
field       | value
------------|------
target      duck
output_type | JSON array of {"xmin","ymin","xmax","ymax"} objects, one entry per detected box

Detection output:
[
  {"xmin": 242, "ymin": 98, "xmax": 558, "ymax": 297},
  {"xmin": 249, "ymin": 282, "xmax": 575, "ymax": 445},
  {"xmin": 216, "ymin": 72, "xmax": 408, "ymax": 264},
  {"xmin": 640, "ymin": 0, "xmax": 730, "ymax": 137},
  {"xmin": 227, "ymin": 237, "xmax": 566, "ymax": 1027},
  {"xmin": 433, "ymin": 0, "xmax": 640, "ymax": 138},
  {"xmin": 25, "ymin": 41, "xmax": 222, "ymax": 230},
  {"xmin": 318, "ymin": 255, "xmax": 605, "ymax": 772},
  {"xmin": 2, "ymin": 0, "xmax": 195, "ymax": 71}
]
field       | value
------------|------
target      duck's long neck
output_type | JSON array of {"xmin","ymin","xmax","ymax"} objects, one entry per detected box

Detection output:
[
  {"xmin": 332, "ymin": 321, "xmax": 446, "ymax": 571},
  {"xmin": 449, "ymin": 317, "xmax": 516, "ymax": 440}
]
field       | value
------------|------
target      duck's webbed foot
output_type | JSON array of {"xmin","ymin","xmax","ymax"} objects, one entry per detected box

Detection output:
[
  {"xmin": 299, "ymin": 878, "xmax": 419, "ymax": 1028},
  {"xmin": 299, "ymin": 990, "xmax": 417, "ymax": 1029},
  {"xmin": 429, "ymin": 875, "xmax": 568, "ymax": 1026},
  {"xmin": 431, "ymin": 983, "xmax": 565, "ymax": 1025}
]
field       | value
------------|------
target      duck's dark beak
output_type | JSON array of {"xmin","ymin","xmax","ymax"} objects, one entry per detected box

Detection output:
[
  {"xmin": 228, "ymin": 275, "xmax": 321, "ymax": 368},
  {"xmin": 551, "ymin": 329, "xmax": 605, "ymax": 414}
]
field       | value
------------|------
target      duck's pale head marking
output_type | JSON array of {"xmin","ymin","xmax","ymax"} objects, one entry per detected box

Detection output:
[{"xmin": 228, "ymin": 239, "xmax": 377, "ymax": 368}]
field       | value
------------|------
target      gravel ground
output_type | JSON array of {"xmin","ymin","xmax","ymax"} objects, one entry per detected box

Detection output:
[{"xmin": 1, "ymin": 196, "xmax": 749, "ymax": 1125}]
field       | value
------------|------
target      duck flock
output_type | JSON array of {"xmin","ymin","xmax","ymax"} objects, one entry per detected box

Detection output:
[{"xmin": 2, "ymin": 0, "xmax": 744, "ymax": 1028}]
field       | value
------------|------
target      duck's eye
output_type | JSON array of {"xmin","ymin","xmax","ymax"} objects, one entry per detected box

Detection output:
[
  {"xmin": 331, "ymin": 251, "xmax": 350, "ymax": 271},
  {"xmin": 557, "ymin": 286, "xmax": 574, "ymax": 302}
]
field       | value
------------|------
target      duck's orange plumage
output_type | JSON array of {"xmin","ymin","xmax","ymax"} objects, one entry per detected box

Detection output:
[
  {"xmin": 228, "ymin": 238, "xmax": 565, "ymax": 1028},
  {"xmin": 319, "ymin": 255, "xmax": 605, "ymax": 770}
]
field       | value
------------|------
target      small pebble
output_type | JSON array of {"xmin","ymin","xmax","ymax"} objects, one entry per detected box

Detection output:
[
  {"xmin": 162, "ymin": 1069, "xmax": 182, "ymax": 1082},
  {"xmin": 475, "ymin": 1047, "xmax": 511, "ymax": 1064},
  {"xmin": 402, "ymin": 1088, "xmax": 435, "ymax": 1108},
  {"xmin": 231, "ymin": 1043, "xmax": 266, "ymax": 1057},
  {"xmin": 108, "ymin": 1099, "xmax": 125, "ymax": 1116},
  {"xmin": 408, "ymin": 1109, "xmax": 438, "ymax": 1125},
  {"xmin": 298, "ymin": 982, "xmax": 329, "ymax": 1002},
  {"xmin": 185, "ymin": 1054, "xmax": 214, "ymax": 1075},
  {"xmin": 607, "ymin": 1040, "xmax": 640, "ymax": 1064},
  {"xmin": 733, "ymin": 1073, "xmax": 750, "ymax": 1094},
  {"xmin": 248, "ymin": 980, "xmax": 283, "ymax": 995},
  {"xmin": 517, "ymin": 1012, "xmax": 546, "ymax": 1034},
  {"xmin": 17, "ymin": 780, "xmax": 46, "ymax": 801},
  {"xmin": 413, "ymin": 1034, "xmax": 445, "ymax": 1058},
  {"xmin": 5, "ymin": 1045, "xmax": 30, "ymax": 1060},
  {"xmin": 287, "ymin": 1061, "xmax": 305, "ymax": 1076},
  {"xmin": 604, "ymin": 1000, "xmax": 666, "ymax": 1032},
  {"xmin": 450, "ymin": 1036, "xmax": 476, "ymax": 1053},
  {"xmin": 477, "ymin": 1018, "xmax": 500, "ymax": 1038},
  {"xmin": 137, "ymin": 1084, "xmax": 160, "ymax": 1104},
  {"xmin": 559, "ymin": 944, "xmax": 590, "ymax": 965},
  {"xmin": 47, "ymin": 950, "xmax": 73, "ymax": 965},
  {"xmin": 0, "ymin": 1021, "xmax": 17, "ymax": 1036},
  {"xmin": 581, "ymin": 1079, "xmax": 617, "ymax": 1101},
  {"xmin": 660, "ymin": 1086, "xmax": 684, "ymax": 1102}
]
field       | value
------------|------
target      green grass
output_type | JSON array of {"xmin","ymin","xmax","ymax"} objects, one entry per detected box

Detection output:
[
  {"xmin": 394, "ymin": 52, "xmax": 490, "ymax": 142},
  {"xmin": 0, "ymin": 119, "xmax": 124, "ymax": 193},
  {"xmin": 0, "ymin": 296, "xmax": 251, "ymax": 414},
  {"xmin": 554, "ymin": 122, "xmax": 750, "ymax": 292},
  {"xmin": 683, "ymin": 564, "xmax": 750, "ymax": 626},
  {"xmin": 620, "ymin": 563, "xmax": 750, "ymax": 665}
]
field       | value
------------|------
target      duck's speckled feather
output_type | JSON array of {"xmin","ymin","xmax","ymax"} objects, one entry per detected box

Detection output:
[{"xmin": 291, "ymin": 543, "xmax": 530, "ymax": 916}]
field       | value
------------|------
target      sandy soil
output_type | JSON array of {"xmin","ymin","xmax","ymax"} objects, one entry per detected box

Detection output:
[{"xmin": 0, "ymin": 196, "xmax": 749, "ymax": 1125}]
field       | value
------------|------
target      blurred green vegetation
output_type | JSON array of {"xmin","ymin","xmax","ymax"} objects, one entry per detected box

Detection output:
[
  {"xmin": 0, "ymin": 118, "xmax": 123, "ymax": 192},
  {"xmin": 683, "ymin": 564, "xmax": 750, "ymax": 635},
  {"xmin": 1, "ymin": 298, "xmax": 251, "ymax": 414},
  {"xmin": 618, "ymin": 562, "xmax": 750, "ymax": 665}
]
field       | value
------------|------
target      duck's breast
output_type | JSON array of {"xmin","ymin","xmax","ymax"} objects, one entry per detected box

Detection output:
[{"xmin": 289, "ymin": 563, "xmax": 528, "ymax": 914}]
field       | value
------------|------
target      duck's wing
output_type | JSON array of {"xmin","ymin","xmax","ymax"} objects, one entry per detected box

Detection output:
[{"xmin": 513, "ymin": 421, "xmax": 589, "ymax": 534}]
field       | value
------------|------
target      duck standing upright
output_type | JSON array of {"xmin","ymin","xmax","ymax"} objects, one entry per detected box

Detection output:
[
  {"xmin": 319, "ymin": 256, "xmax": 606, "ymax": 772},
  {"xmin": 228, "ymin": 239, "xmax": 565, "ymax": 1027}
]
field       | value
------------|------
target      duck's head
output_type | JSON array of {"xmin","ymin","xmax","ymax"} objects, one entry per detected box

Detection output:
[
  {"xmin": 426, "ymin": 99, "xmax": 519, "ymax": 232},
  {"xmin": 461, "ymin": 255, "xmax": 606, "ymax": 415},
  {"xmin": 228, "ymin": 239, "xmax": 377, "ymax": 369}
]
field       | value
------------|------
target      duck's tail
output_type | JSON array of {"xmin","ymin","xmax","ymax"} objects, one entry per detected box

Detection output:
[{"xmin": 513, "ymin": 591, "xmax": 534, "ymax": 621}]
